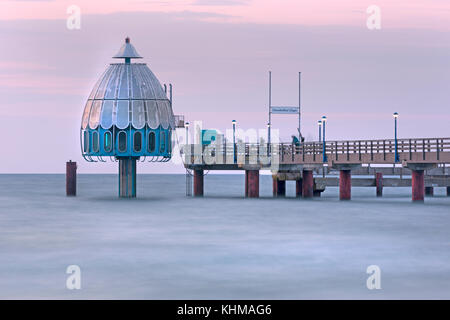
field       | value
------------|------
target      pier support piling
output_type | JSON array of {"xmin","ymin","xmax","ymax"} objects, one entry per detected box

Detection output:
[
  {"xmin": 411, "ymin": 170, "xmax": 424, "ymax": 202},
  {"xmin": 245, "ymin": 170, "xmax": 249, "ymax": 197},
  {"xmin": 246, "ymin": 170, "xmax": 259, "ymax": 198},
  {"xmin": 295, "ymin": 179, "xmax": 302, "ymax": 197},
  {"xmin": 331, "ymin": 164, "xmax": 361, "ymax": 201},
  {"xmin": 302, "ymin": 170, "xmax": 314, "ymax": 198},
  {"xmin": 425, "ymin": 186, "xmax": 434, "ymax": 197},
  {"xmin": 66, "ymin": 161, "xmax": 77, "ymax": 196},
  {"xmin": 273, "ymin": 177, "xmax": 286, "ymax": 197},
  {"xmin": 193, "ymin": 169, "xmax": 204, "ymax": 197},
  {"xmin": 447, "ymin": 186, "xmax": 450, "ymax": 197},
  {"xmin": 375, "ymin": 172, "xmax": 383, "ymax": 197},
  {"xmin": 406, "ymin": 163, "xmax": 436, "ymax": 202},
  {"xmin": 339, "ymin": 170, "xmax": 352, "ymax": 200},
  {"xmin": 118, "ymin": 157, "xmax": 137, "ymax": 198},
  {"xmin": 277, "ymin": 179, "xmax": 286, "ymax": 197},
  {"xmin": 272, "ymin": 177, "xmax": 277, "ymax": 196}
]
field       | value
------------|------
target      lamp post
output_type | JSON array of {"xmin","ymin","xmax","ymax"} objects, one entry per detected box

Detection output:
[
  {"xmin": 318, "ymin": 120, "xmax": 322, "ymax": 142},
  {"xmin": 232, "ymin": 120, "xmax": 237, "ymax": 163},
  {"xmin": 393, "ymin": 112, "xmax": 399, "ymax": 162},
  {"xmin": 322, "ymin": 116, "xmax": 327, "ymax": 162}
]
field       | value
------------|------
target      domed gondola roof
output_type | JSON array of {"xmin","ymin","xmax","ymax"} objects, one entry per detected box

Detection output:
[
  {"xmin": 113, "ymin": 37, "xmax": 142, "ymax": 59},
  {"xmin": 81, "ymin": 38, "xmax": 174, "ymax": 131}
]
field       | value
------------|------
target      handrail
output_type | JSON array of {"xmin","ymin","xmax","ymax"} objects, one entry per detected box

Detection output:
[{"xmin": 184, "ymin": 137, "xmax": 450, "ymax": 163}]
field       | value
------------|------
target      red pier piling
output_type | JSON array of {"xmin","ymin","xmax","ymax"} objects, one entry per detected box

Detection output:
[
  {"xmin": 339, "ymin": 169, "xmax": 352, "ymax": 200},
  {"xmin": 272, "ymin": 177, "xmax": 277, "ymax": 196},
  {"xmin": 295, "ymin": 179, "xmax": 302, "ymax": 197},
  {"xmin": 277, "ymin": 179, "xmax": 286, "ymax": 197},
  {"xmin": 66, "ymin": 161, "xmax": 77, "ymax": 196},
  {"xmin": 273, "ymin": 177, "xmax": 286, "ymax": 197},
  {"xmin": 302, "ymin": 170, "xmax": 314, "ymax": 198},
  {"xmin": 193, "ymin": 169, "xmax": 204, "ymax": 197},
  {"xmin": 246, "ymin": 170, "xmax": 259, "ymax": 198},
  {"xmin": 245, "ymin": 170, "xmax": 249, "ymax": 197},
  {"xmin": 375, "ymin": 172, "xmax": 383, "ymax": 197},
  {"xmin": 412, "ymin": 169, "xmax": 424, "ymax": 202}
]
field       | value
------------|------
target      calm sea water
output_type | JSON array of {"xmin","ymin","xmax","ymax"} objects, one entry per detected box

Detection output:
[{"xmin": 0, "ymin": 174, "xmax": 449, "ymax": 299}]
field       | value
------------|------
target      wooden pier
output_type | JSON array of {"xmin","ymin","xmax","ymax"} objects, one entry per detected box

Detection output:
[{"xmin": 184, "ymin": 137, "xmax": 450, "ymax": 201}]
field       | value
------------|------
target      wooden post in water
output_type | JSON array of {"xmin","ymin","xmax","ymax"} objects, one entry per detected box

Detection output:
[
  {"xmin": 339, "ymin": 170, "xmax": 352, "ymax": 200},
  {"xmin": 66, "ymin": 161, "xmax": 77, "ymax": 196}
]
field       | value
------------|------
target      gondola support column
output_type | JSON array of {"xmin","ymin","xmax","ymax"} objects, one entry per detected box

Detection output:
[{"xmin": 118, "ymin": 157, "xmax": 137, "ymax": 198}]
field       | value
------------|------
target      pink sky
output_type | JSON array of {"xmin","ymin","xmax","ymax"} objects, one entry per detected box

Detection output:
[
  {"xmin": 1, "ymin": 0, "xmax": 450, "ymax": 30},
  {"xmin": 0, "ymin": 0, "xmax": 449, "ymax": 173}
]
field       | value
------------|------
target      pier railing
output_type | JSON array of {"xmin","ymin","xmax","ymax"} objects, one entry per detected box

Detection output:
[
  {"xmin": 184, "ymin": 137, "xmax": 450, "ymax": 167},
  {"xmin": 286, "ymin": 137, "xmax": 450, "ymax": 164},
  {"xmin": 277, "ymin": 137, "xmax": 450, "ymax": 164}
]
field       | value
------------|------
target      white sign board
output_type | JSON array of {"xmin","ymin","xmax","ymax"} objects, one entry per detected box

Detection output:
[{"xmin": 270, "ymin": 106, "xmax": 299, "ymax": 114}]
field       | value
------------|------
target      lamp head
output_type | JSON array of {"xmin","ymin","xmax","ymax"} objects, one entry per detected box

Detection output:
[
  {"xmin": 185, "ymin": 122, "xmax": 190, "ymax": 128},
  {"xmin": 232, "ymin": 120, "xmax": 236, "ymax": 125},
  {"xmin": 322, "ymin": 116, "xmax": 327, "ymax": 122},
  {"xmin": 393, "ymin": 112, "xmax": 399, "ymax": 118}
]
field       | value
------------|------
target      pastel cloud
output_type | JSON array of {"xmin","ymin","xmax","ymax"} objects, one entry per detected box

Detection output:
[
  {"xmin": 0, "ymin": 2, "xmax": 449, "ymax": 173},
  {"xmin": 192, "ymin": 0, "xmax": 251, "ymax": 6},
  {"xmin": 0, "ymin": 0, "xmax": 449, "ymax": 31}
]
